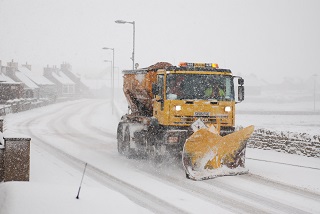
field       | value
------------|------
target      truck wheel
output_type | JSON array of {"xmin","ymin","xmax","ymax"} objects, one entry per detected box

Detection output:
[
  {"xmin": 146, "ymin": 141, "xmax": 162, "ymax": 163},
  {"xmin": 117, "ymin": 123, "xmax": 125, "ymax": 155},
  {"xmin": 123, "ymin": 127, "xmax": 134, "ymax": 159}
]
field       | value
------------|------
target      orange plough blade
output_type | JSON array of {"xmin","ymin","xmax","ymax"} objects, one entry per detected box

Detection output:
[{"xmin": 182, "ymin": 125, "xmax": 254, "ymax": 180}]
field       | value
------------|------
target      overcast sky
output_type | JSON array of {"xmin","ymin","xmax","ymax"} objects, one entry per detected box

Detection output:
[{"xmin": 0, "ymin": 0, "xmax": 319, "ymax": 82}]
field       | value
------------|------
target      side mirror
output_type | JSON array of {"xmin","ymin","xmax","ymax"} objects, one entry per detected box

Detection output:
[
  {"xmin": 238, "ymin": 86, "xmax": 244, "ymax": 102},
  {"xmin": 238, "ymin": 78, "xmax": 244, "ymax": 86},
  {"xmin": 152, "ymin": 83, "xmax": 159, "ymax": 95}
]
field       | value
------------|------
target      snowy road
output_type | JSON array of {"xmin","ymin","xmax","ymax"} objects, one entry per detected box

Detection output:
[{"xmin": 5, "ymin": 99, "xmax": 320, "ymax": 213}]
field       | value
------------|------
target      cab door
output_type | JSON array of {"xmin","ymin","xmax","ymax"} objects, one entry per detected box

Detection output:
[{"xmin": 153, "ymin": 74, "xmax": 166, "ymax": 124}]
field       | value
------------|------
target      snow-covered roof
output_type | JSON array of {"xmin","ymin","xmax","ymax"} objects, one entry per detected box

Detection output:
[
  {"xmin": 15, "ymin": 71, "xmax": 39, "ymax": 89},
  {"xmin": 18, "ymin": 67, "xmax": 54, "ymax": 85},
  {"xmin": 52, "ymin": 70, "xmax": 75, "ymax": 85},
  {"xmin": 0, "ymin": 73, "xmax": 19, "ymax": 84}
]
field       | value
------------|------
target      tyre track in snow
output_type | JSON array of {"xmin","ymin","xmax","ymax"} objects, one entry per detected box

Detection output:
[
  {"xmin": 46, "ymin": 100, "xmax": 236, "ymax": 213},
  {"xmin": 25, "ymin": 133, "xmax": 188, "ymax": 214},
  {"xmin": 238, "ymin": 173, "xmax": 320, "ymax": 202},
  {"xmin": 39, "ymin": 99, "xmax": 320, "ymax": 213},
  {"xmin": 68, "ymin": 101, "xmax": 319, "ymax": 214},
  {"xmin": 137, "ymin": 166, "xmax": 269, "ymax": 214},
  {"xmin": 247, "ymin": 157, "xmax": 320, "ymax": 170},
  {"xmin": 14, "ymin": 99, "xmax": 189, "ymax": 214},
  {"xmin": 203, "ymin": 178, "xmax": 312, "ymax": 214},
  {"xmin": 24, "ymin": 100, "xmax": 258, "ymax": 213},
  {"xmin": 50, "ymin": 100, "xmax": 113, "ymax": 141},
  {"xmin": 43, "ymin": 100, "xmax": 264, "ymax": 213},
  {"xmin": 11, "ymin": 99, "xmax": 320, "ymax": 213},
  {"xmin": 5, "ymin": 100, "xmax": 86, "ymax": 134},
  {"xmin": 41, "ymin": 100, "xmax": 115, "ymax": 154},
  {"xmin": 79, "ymin": 101, "xmax": 117, "ymax": 140},
  {"xmin": 129, "ymin": 158, "xmax": 319, "ymax": 214}
]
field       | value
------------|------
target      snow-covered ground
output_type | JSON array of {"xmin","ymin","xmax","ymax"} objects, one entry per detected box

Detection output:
[
  {"xmin": 0, "ymin": 96, "xmax": 319, "ymax": 214},
  {"xmin": 0, "ymin": 145, "xmax": 150, "ymax": 214}
]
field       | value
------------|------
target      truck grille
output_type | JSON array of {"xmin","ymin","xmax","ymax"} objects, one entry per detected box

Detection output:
[{"xmin": 173, "ymin": 115, "xmax": 228, "ymax": 125}]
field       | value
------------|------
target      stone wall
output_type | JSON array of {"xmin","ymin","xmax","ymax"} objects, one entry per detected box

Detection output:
[
  {"xmin": 247, "ymin": 128, "xmax": 320, "ymax": 158},
  {"xmin": 0, "ymin": 137, "xmax": 31, "ymax": 182}
]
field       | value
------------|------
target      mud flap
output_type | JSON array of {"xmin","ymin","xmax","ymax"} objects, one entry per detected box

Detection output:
[{"xmin": 182, "ymin": 125, "xmax": 254, "ymax": 181}]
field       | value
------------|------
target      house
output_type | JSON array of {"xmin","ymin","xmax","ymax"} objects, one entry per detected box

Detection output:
[
  {"xmin": 19, "ymin": 64, "xmax": 57, "ymax": 100},
  {"xmin": 0, "ymin": 60, "xmax": 24, "ymax": 103},
  {"xmin": 60, "ymin": 62, "xmax": 89, "ymax": 95},
  {"xmin": 43, "ymin": 65, "xmax": 76, "ymax": 97},
  {"xmin": 5, "ymin": 60, "xmax": 39, "ymax": 99}
]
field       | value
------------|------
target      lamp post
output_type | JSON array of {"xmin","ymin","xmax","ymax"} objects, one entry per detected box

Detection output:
[
  {"xmin": 314, "ymin": 74, "xmax": 318, "ymax": 112},
  {"xmin": 102, "ymin": 47, "xmax": 115, "ymax": 114},
  {"xmin": 104, "ymin": 60, "xmax": 112, "ymax": 87},
  {"xmin": 115, "ymin": 19, "xmax": 135, "ymax": 70},
  {"xmin": 113, "ymin": 66, "xmax": 120, "ymax": 88}
]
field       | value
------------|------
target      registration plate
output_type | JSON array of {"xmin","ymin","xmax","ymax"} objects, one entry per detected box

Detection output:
[
  {"xmin": 168, "ymin": 136, "xmax": 179, "ymax": 143},
  {"xmin": 194, "ymin": 112, "xmax": 210, "ymax": 117}
]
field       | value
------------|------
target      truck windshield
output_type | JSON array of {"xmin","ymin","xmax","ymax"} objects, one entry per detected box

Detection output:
[{"xmin": 166, "ymin": 74, "xmax": 234, "ymax": 101}]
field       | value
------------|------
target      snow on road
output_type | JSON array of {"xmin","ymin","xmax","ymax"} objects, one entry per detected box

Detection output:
[{"xmin": 1, "ymin": 98, "xmax": 320, "ymax": 214}]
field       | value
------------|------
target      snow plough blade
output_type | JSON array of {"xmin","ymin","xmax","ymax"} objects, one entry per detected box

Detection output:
[{"xmin": 182, "ymin": 125, "xmax": 254, "ymax": 181}]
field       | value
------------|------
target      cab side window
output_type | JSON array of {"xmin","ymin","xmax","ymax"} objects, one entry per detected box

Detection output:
[{"xmin": 157, "ymin": 75, "xmax": 164, "ymax": 98}]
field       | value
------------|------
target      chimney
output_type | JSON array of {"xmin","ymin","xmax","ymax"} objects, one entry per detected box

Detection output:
[
  {"xmin": 22, "ymin": 62, "xmax": 32, "ymax": 71},
  {"xmin": 61, "ymin": 62, "xmax": 71, "ymax": 72},
  {"xmin": 43, "ymin": 65, "xmax": 53, "ymax": 76},
  {"xmin": 7, "ymin": 60, "xmax": 18, "ymax": 69}
]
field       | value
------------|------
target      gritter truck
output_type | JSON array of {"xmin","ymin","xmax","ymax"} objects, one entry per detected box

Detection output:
[{"xmin": 117, "ymin": 62, "xmax": 254, "ymax": 180}]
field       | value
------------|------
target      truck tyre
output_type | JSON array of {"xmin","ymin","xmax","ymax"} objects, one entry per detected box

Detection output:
[
  {"xmin": 117, "ymin": 123, "xmax": 125, "ymax": 155},
  {"xmin": 123, "ymin": 127, "xmax": 134, "ymax": 159},
  {"xmin": 146, "ymin": 139, "xmax": 162, "ymax": 163}
]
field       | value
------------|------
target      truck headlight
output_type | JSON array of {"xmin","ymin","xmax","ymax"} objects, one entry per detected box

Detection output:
[
  {"xmin": 225, "ymin": 106, "xmax": 231, "ymax": 112},
  {"xmin": 175, "ymin": 105, "xmax": 182, "ymax": 111}
]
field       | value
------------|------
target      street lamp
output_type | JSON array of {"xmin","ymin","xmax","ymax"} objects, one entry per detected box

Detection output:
[
  {"xmin": 115, "ymin": 19, "xmax": 135, "ymax": 70},
  {"xmin": 102, "ymin": 47, "xmax": 115, "ymax": 114},
  {"xmin": 104, "ymin": 60, "xmax": 112, "ymax": 87},
  {"xmin": 313, "ymin": 74, "xmax": 318, "ymax": 112}
]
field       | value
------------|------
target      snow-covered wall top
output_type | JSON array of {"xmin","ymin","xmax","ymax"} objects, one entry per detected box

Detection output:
[{"xmin": 247, "ymin": 128, "xmax": 320, "ymax": 158}]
